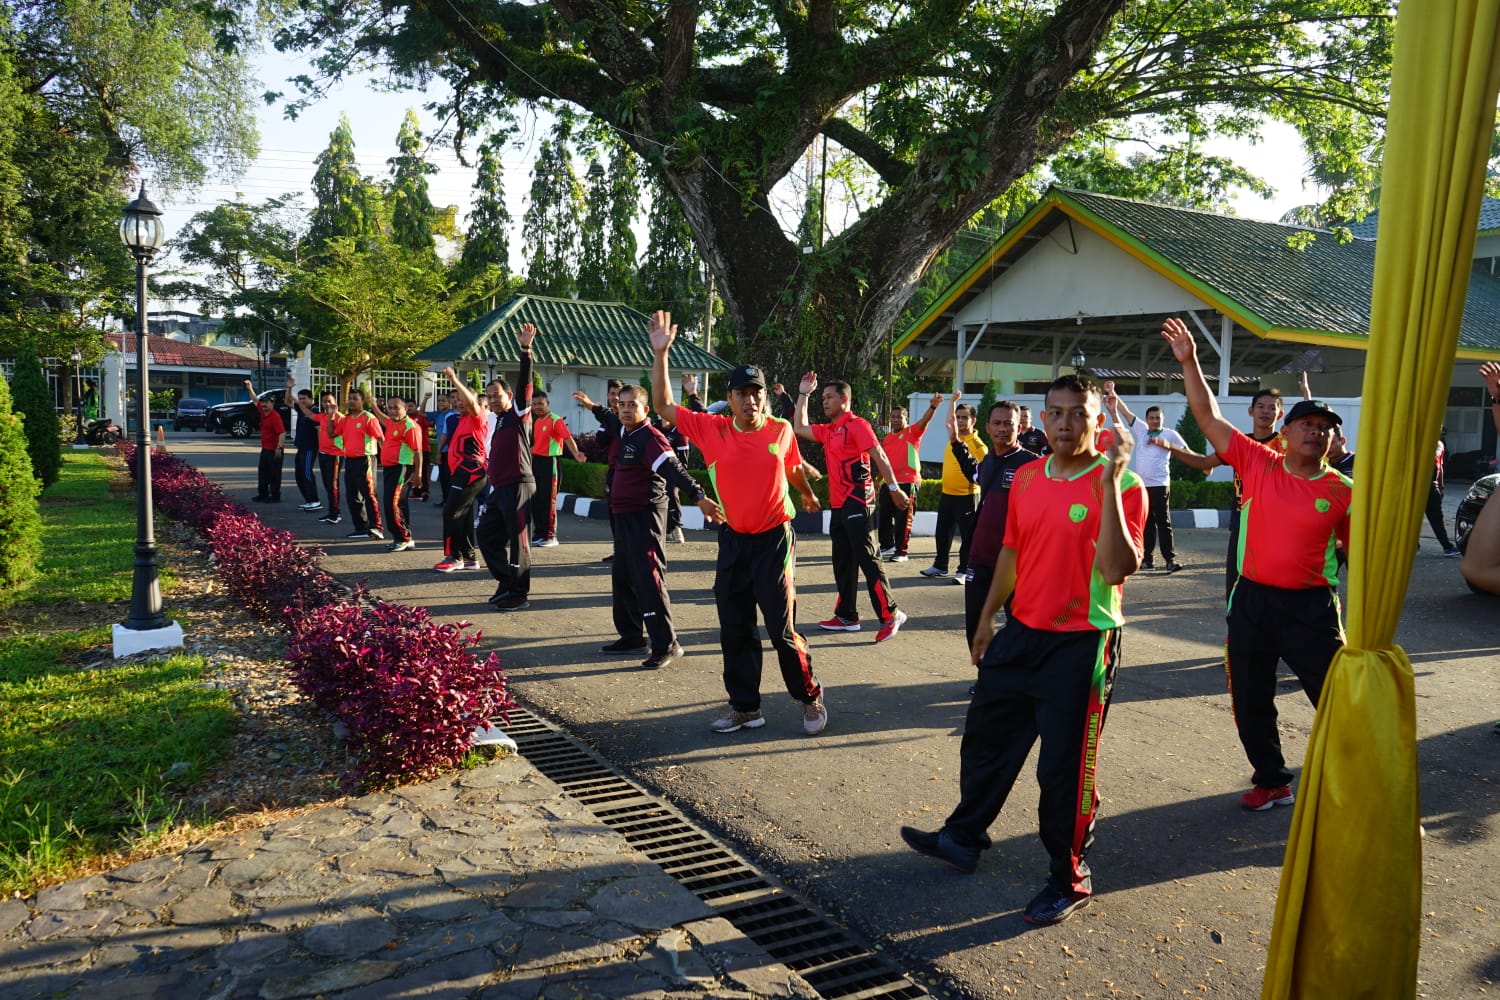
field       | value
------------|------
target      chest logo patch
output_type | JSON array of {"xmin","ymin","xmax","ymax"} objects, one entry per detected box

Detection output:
[
  {"xmin": 1315, "ymin": 498, "xmax": 1331, "ymax": 513},
  {"xmin": 767, "ymin": 442, "xmax": 780, "ymax": 455},
  {"xmin": 1068, "ymin": 503, "xmax": 1089, "ymax": 523}
]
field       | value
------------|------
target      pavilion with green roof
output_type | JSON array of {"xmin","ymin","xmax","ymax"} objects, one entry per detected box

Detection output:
[
  {"xmin": 415, "ymin": 295, "xmax": 732, "ymax": 430},
  {"xmin": 894, "ymin": 185, "xmax": 1500, "ymax": 457}
]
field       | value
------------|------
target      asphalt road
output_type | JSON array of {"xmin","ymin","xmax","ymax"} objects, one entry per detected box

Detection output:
[{"xmin": 169, "ymin": 434, "xmax": 1499, "ymax": 999}]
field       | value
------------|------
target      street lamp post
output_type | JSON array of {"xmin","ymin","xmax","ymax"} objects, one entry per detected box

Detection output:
[
  {"xmin": 71, "ymin": 349, "xmax": 86, "ymax": 448},
  {"xmin": 113, "ymin": 181, "xmax": 182, "ymax": 657},
  {"xmin": 1070, "ymin": 344, "xmax": 1088, "ymax": 374}
]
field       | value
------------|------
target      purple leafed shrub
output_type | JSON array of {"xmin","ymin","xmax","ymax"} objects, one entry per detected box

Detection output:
[
  {"xmin": 286, "ymin": 598, "xmax": 515, "ymax": 788},
  {"xmin": 205, "ymin": 512, "xmax": 342, "ymax": 625},
  {"xmin": 119, "ymin": 443, "xmax": 241, "ymax": 534}
]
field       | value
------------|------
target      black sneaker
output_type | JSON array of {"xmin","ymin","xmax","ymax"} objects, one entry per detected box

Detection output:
[
  {"xmin": 1141, "ymin": 560, "xmax": 1155, "ymax": 571},
  {"xmin": 1022, "ymin": 884, "xmax": 1091, "ymax": 926},
  {"xmin": 346, "ymin": 530, "xmax": 369, "ymax": 539},
  {"xmin": 1165, "ymin": 561, "xmax": 1184, "ymax": 573},
  {"xmin": 487, "ymin": 586, "xmax": 510, "ymax": 604},
  {"xmin": 601, "ymin": 638, "xmax": 648, "ymax": 655},
  {"xmin": 641, "ymin": 643, "xmax": 685, "ymax": 670},
  {"xmin": 493, "ymin": 594, "xmax": 530, "ymax": 612},
  {"xmin": 898, "ymin": 826, "xmax": 979, "ymax": 874}
]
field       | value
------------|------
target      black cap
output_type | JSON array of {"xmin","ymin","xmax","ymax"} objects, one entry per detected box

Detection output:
[
  {"xmin": 726, "ymin": 364, "xmax": 766, "ymax": 391},
  {"xmin": 1284, "ymin": 399, "xmax": 1342, "ymax": 427}
]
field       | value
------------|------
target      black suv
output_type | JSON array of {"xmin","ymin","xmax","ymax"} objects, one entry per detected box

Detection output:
[
  {"xmin": 206, "ymin": 389, "xmax": 290, "ymax": 438},
  {"xmin": 1454, "ymin": 473, "xmax": 1496, "ymax": 593},
  {"xmin": 173, "ymin": 397, "xmax": 210, "ymax": 431}
]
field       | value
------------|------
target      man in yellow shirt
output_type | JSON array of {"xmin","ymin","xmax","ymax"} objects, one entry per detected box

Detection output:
[{"xmin": 921, "ymin": 392, "xmax": 987, "ymax": 581}]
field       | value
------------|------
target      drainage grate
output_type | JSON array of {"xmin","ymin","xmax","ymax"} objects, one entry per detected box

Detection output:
[{"xmin": 503, "ymin": 706, "xmax": 930, "ymax": 1000}]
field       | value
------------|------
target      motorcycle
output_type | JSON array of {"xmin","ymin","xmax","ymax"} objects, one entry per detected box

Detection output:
[{"xmin": 84, "ymin": 417, "xmax": 123, "ymax": 445}]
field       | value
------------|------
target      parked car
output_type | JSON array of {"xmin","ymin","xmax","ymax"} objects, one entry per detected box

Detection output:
[
  {"xmin": 206, "ymin": 389, "xmax": 290, "ymax": 438},
  {"xmin": 173, "ymin": 397, "xmax": 210, "ymax": 431},
  {"xmin": 1447, "ymin": 449, "xmax": 1497, "ymax": 481}
]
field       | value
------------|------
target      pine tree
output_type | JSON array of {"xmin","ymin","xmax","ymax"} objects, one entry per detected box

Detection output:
[
  {"xmin": 576, "ymin": 158, "xmax": 608, "ymax": 301},
  {"xmin": 522, "ymin": 122, "xmax": 582, "ymax": 298},
  {"xmin": 387, "ymin": 110, "xmax": 436, "ymax": 256},
  {"xmin": 307, "ymin": 115, "xmax": 379, "ymax": 254},
  {"xmin": 1174, "ymin": 407, "xmax": 1208, "ymax": 483},
  {"xmin": 457, "ymin": 136, "xmax": 511, "ymax": 285},
  {"xmin": 8, "ymin": 351, "xmax": 59, "ymax": 486},
  {"xmin": 0, "ymin": 370, "xmax": 41, "ymax": 589},
  {"xmin": 635, "ymin": 177, "xmax": 706, "ymax": 336},
  {"xmin": 601, "ymin": 145, "xmax": 640, "ymax": 300}
]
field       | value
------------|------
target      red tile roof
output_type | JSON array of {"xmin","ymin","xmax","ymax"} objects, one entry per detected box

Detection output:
[{"xmin": 108, "ymin": 334, "xmax": 258, "ymax": 370}]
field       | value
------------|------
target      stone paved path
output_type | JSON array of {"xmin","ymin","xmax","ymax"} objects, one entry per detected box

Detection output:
[{"xmin": 0, "ymin": 754, "xmax": 816, "ymax": 999}]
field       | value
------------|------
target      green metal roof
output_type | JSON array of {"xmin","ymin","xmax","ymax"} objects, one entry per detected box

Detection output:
[
  {"xmin": 897, "ymin": 187, "xmax": 1500, "ymax": 359},
  {"xmin": 416, "ymin": 295, "xmax": 733, "ymax": 372}
]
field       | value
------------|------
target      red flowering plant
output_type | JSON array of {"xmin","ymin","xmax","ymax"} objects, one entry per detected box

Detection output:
[{"xmin": 285, "ymin": 595, "xmax": 515, "ymax": 789}]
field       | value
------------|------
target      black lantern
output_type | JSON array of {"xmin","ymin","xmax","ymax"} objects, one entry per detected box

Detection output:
[{"xmin": 1070, "ymin": 344, "xmax": 1087, "ymax": 372}]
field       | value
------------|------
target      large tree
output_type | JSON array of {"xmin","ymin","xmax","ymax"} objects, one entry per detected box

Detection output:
[
  {"xmin": 277, "ymin": 1, "xmax": 1394, "ymax": 376},
  {"xmin": 522, "ymin": 122, "xmax": 583, "ymax": 298}
]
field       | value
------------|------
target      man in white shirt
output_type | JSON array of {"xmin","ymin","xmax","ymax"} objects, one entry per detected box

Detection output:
[{"xmin": 1106, "ymin": 385, "xmax": 1187, "ymax": 572}]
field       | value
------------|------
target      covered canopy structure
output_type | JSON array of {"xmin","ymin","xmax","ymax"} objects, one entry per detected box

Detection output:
[{"xmin": 894, "ymin": 187, "xmax": 1500, "ymax": 398}]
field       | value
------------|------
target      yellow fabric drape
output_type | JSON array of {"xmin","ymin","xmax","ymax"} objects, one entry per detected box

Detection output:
[{"xmin": 1262, "ymin": 3, "xmax": 1500, "ymax": 997}]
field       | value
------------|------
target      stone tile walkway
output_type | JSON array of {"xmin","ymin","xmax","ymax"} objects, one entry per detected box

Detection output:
[{"xmin": 0, "ymin": 754, "xmax": 815, "ymax": 999}]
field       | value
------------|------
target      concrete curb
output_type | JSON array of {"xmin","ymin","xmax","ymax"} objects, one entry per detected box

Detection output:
[{"xmin": 556, "ymin": 492, "xmax": 1231, "ymax": 536}]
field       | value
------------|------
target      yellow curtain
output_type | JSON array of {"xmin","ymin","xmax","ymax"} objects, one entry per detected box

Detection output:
[{"xmin": 1262, "ymin": 2, "xmax": 1500, "ymax": 997}]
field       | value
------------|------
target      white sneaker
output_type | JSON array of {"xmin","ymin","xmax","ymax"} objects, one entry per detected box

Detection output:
[
  {"xmin": 534, "ymin": 536, "xmax": 560, "ymax": 548},
  {"xmin": 889, "ymin": 554, "xmax": 909, "ymax": 563},
  {"xmin": 471, "ymin": 724, "xmax": 518, "ymax": 751},
  {"xmin": 669, "ymin": 527, "xmax": 686, "ymax": 544},
  {"xmin": 802, "ymin": 697, "xmax": 828, "ymax": 736},
  {"xmin": 879, "ymin": 547, "xmax": 896, "ymax": 559}
]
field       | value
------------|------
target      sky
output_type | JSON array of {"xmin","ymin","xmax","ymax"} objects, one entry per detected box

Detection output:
[{"xmin": 157, "ymin": 47, "xmax": 1323, "ymax": 292}]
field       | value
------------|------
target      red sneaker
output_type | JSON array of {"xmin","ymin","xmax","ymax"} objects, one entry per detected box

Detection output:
[
  {"xmin": 1241, "ymin": 785, "xmax": 1294, "ymax": 811},
  {"xmin": 817, "ymin": 616, "xmax": 861, "ymax": 632},
  {"xmin": 434, "ymin": 557, "xmax": 462, "ymax": 573}
]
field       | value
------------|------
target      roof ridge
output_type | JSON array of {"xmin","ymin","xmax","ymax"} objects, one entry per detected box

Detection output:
[{"xmin": 1053, "ymin": 185, "xmax": 1330, "ymax": 236}]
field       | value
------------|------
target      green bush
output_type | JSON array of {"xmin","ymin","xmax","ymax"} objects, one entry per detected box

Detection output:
[
  {"xmin": 9, "ymin": 351, "xmax": 60, "ymax": 487},
  {"xmin": 558, "ymin": 460, "xmax": 609, "ymax": 499},
  {"xmin": 1173, "ymin": 408, "xmax": 1208, "ymax": 483},
  {"xmin": 1169, "ymin": 479, "xmax": 1234, "ymax": 509},
  {"xmin": 0, "ymin": 373, "xmax": 41, "ymax": 589}
]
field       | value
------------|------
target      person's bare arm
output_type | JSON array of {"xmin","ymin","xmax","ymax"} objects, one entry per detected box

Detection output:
[
  {"xmin": 1151, "ymin": 438, "xmax": 1223, "ymax": 471},
  {"xmin": 788, "ymin": 464, "xmax": 820, "ymax": 512},
  {"xmin": 444, "ymin": 367, "xmax": 479, "ymax": 414},
  {"xmin": 1103, "ymin": 381, "xmax": 1137, "ymax": 427},
  {"xmin": 564, "ymin": 433, "xmax": 585, "ymax": 463},
  {"xmin": 647, "ymin": 310, "xmax": 681, "ymax": 425},
  {"xmin": 870, "ymin": 448, "xmax": 910, "ymax": 509},
  {"xmin": 913, "ymin": 393, "xmax": 943, "ymax": 431},
  {"xmin": 1161, "ymin": 317, "xmax": 1237, "ymax": 456},
  {"xmin": 1459, "ymin": 486, "xmax": 1500, "ymax": 595},
  {"xmin": 1481, "ymin": 362, "xmax": 1500, "ymax": 435},
  {"xmin": 1094, "ymin": 431, "xmax": 1142, "ymax": 584},
  {"xmin": 365, "ymin": 394, "xmax": 390, "ymax": 421},
  {"xmin": 791, "ymin": 371, "xmax": 818, "ymax": 441},
  {"xmin": 1299, "ymin": 370, "xmax": 1312, "ymax": 400},
  {"xmin": 284, "ymin": 376, "xmax": 314, "ymax": 417}
]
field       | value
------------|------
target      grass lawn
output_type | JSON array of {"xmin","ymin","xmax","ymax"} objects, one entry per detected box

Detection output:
[{"xmin": 0, "ymin": 451, "xmax": 235, "ymax": 894}]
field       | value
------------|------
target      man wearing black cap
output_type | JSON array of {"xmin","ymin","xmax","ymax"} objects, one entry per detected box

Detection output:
[
  {"xmin": 648, "ymin": 311, "xmax": 827, "ymax": 737},
  {"xmin": 1162, "ymin": 317, "xmax": 1353, "ymax": 812}
]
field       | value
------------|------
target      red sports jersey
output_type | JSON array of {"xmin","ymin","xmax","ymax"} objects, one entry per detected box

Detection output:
[
  {"xmin": 315, "ymin": 410, "xmax": 344, "ymax": 455},
  {"xmin": 339, "ymin": 411, "xmax": 383, "ymax": 458},
  {"xmin": 811, "ymin": 411, "xmax": 879, "ymax": 507},
  {"xmin": 880, "ymin": 424, "xmax": 925, "ymax": 484},
  {"xmin": 379, "ymin": 416, "xmax": 423, "ymax": 467},
  {"xmin": 531, "ymin": 413, "xmax": 571, "ymax": 457},
  {"xmin": 258, "ymin": 407, "xmax": 285, "ymax": 450},
  {"xmin": 1003, "ymin": 455, "xmax": 1147, "ymax": 631},
  {"xmin": 445, "ymin": 413, "xmax": 488, "ymax": 478},
  {"xmin": 1231, "ymin": 430, "xmax": 1285, "ymax": 506},
  {"xmin": 1225, "ymin": 433, "xmax": 1351, "ymax": 590},
  {"xmin": 675, "ymin": 408, "xmax": 803, "ymax": 534}
]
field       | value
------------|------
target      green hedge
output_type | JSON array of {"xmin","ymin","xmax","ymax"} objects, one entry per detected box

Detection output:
[{"xmin": 1170, "ymin": 480, "xmax": 1235, "ymax": 510}]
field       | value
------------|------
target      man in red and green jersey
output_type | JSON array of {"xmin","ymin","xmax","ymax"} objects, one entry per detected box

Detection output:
[
  {"xmin": 878, "ymin": 394, "xmax": 940, "ymax": 561},
  {"xmin": 901, "ymin": 373, "xmax": 1146, "ymax": 929},
  {"xmin": 648, "ymin": 310, "xmax": 828, "ymax": 738},
  {"xmin": 339, "ymin": 389, "xmax": 385, "ymax": 539},
  {"xmin": 1163, "ymin": 316, "xmax": 1352, "ymax": 814},
  {"xmin": 291, "ymin": 389, "xmax": 346, "ymax": 525},
  {"xmin": 794, "ymin": 374, "xmax": 910, "ymax": 643},
  {"xmin": 529, "ymin": 391, "xmax": 584, "ymax": 546},
  {"xmin": 369, "ymin": 394, "xmax": 424, "ymax": 551}
]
